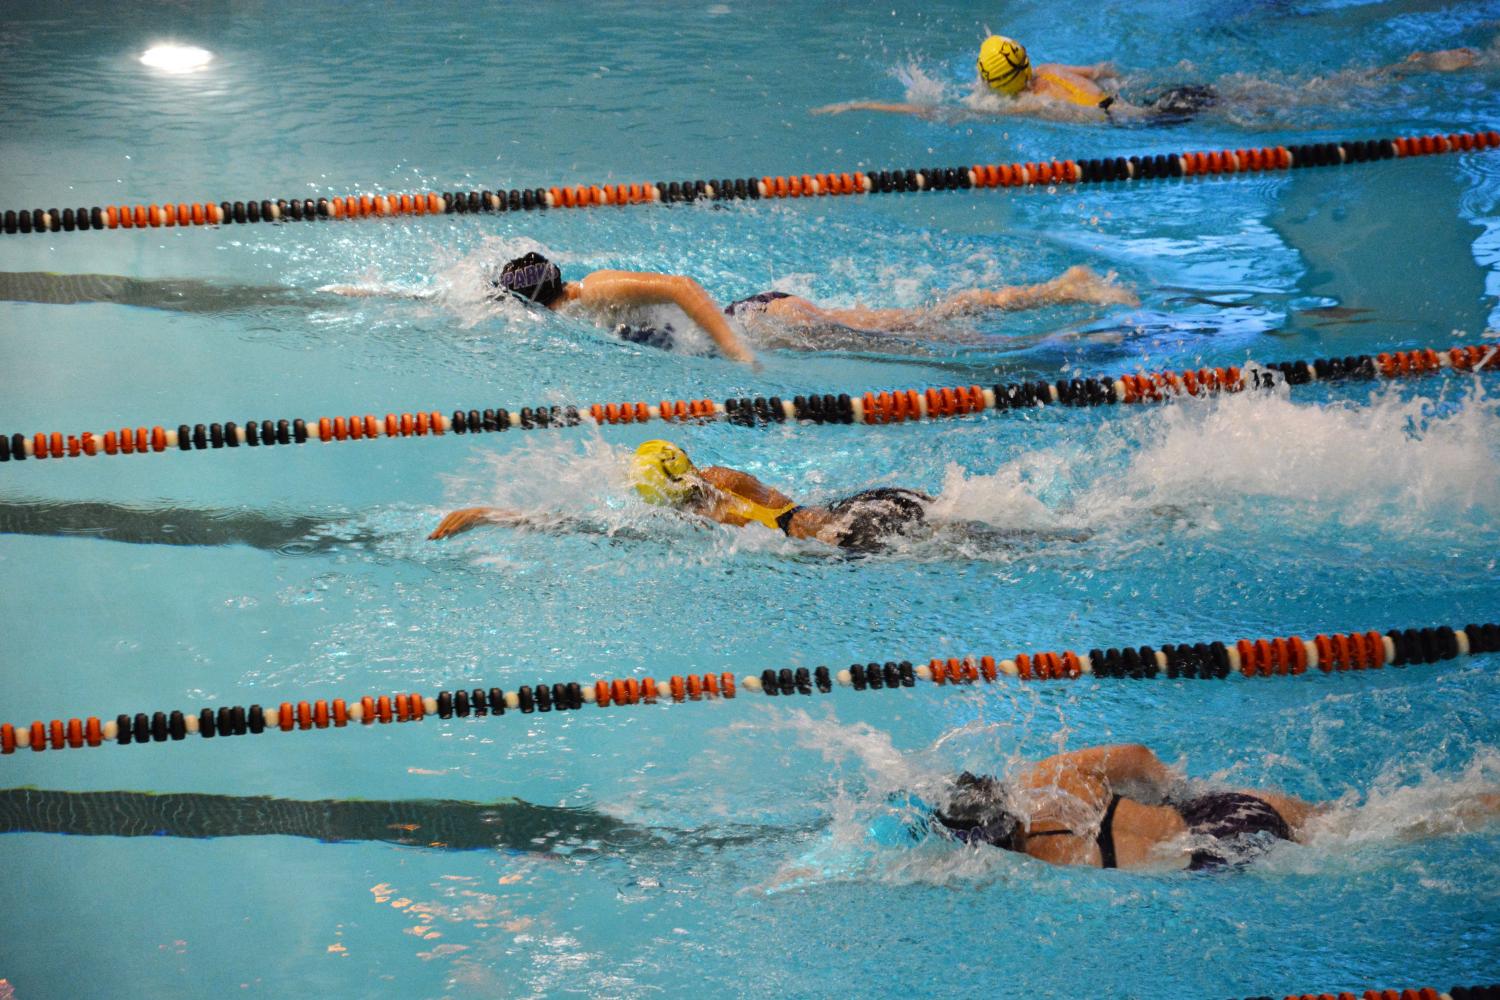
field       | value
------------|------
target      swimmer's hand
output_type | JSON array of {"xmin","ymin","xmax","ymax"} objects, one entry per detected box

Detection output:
[
  {"xmin": 428, "ymin": 507, "xmax": 515, "ymax": 540},
  {"xmin": 727, "ymin": 344, "xmax": 760, "ymax": 368}
]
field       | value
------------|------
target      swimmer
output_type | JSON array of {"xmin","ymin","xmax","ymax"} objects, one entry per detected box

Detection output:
[
  {"xmin": 0, "ymin": 460, "xmax": 1076, "ymax": 558},
  {"xmin": 750, "ymin": 744, "xmax": 1500, "ymax": 890},
  {"xmin": 337, "ymin": 255, "xmax": 1133, "ymax": 355},
  {"xmin": 12, "ymin": 749, "xmax": 1497, "ymax": 870},
  {"xmin": 14, "ymin": 747, "xmax": 1495, "ymax": 881},
  {"xmin": 814, "ymin": 35, "xmax": 1482, "ymax": 125},
  {"xmin": 886, "ymin": 743, "xmax": 1500, "ymax": 871},
  {"xmin": 1, "ymin": 259, "xmax": 1130, "ymax": 363},
  {"xmin": 429, "ymin": 439, "xmax": 941, "ymax": 553},
  {"xmin": 472, "ymin": 255, "xmax": 1133, "ymax": 359},
  {"xmin": 918, "ymin": 743, "xmax": 1319, "ymax": 871},
  {"xmin": 724, "ymin": 265, "xmax": 1137, "ymax": 347}
]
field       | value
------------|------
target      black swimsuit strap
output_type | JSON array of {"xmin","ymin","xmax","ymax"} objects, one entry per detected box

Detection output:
[
  {"xmin": 1025, "ymin": 792, "xmax": 1124, "ymax": 868},
  {"xmin": 1096, "ymin": 794, "xmax": 1123, "ymax": 869},
  {"xmin": 774, "ymin": 505, "xmax": 804, "ymax": 535}
]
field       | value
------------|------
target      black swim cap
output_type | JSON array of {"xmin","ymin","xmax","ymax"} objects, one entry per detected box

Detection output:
[
  {"xmin": 934, "ymin": 772, "xmax": 1024, "ymax": 851},
  {"xmin": 494, "ymin": 252, "xmax": 564, "ymax": 306}
]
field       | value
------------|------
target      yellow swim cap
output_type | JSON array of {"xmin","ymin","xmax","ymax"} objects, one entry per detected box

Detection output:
[
  {"xmin": 977, "ymin": 35, "xmax": 1031, "ymax": 96},
  {"xmin": 631, "ymin": 439, "xmax": 698, "ymax": 506}
]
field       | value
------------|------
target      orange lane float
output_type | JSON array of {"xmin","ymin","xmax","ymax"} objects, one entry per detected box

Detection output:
[
  {"xmin": 2, "ymin": 344, "xmax": 1493, "ymax": 464},
  {"xmin": 6, "ymin": 132, "xmax": 1499, "ymax": 234},
  {"xmin": 3, "ymin": 622, "xmax": 1493, "ymax": 756}
]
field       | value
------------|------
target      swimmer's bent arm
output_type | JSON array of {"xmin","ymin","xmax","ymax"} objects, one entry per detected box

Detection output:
[
  {"xmin": 699, "ymin": 467, "xmax": 795, "ymax": 509},
  {"xmin": 1027, "ymin": 744, "xmax": 1177, "ymax": 793},
  {"xmin": 576, "ymin": 271, "xmax": 757, "ymax": 365},
  {"xmin": 428, "ymin": 507, "xmax": 528, "ymax": 540}
]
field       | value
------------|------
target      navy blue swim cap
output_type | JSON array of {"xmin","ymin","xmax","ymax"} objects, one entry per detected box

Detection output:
[
  {"xmin": 935, "ymin": 772, "xmax": 1024, "ymax": 851},
  {"xmin": 494, "ymin": 252, "xmax": 564, "ymax": 306}
]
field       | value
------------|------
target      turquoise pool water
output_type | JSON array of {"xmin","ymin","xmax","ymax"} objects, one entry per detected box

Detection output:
[{"xmin": 1, "ymin": 1, "xmax": 1498, "ymax": 997}]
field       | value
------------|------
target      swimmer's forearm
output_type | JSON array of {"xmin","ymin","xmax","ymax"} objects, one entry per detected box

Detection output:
[
  {"xmin": 662, "ymin": 278, "xmax": 757, "ymax": 364},
  {"xmin": 428, "ymin": 507, "xmax": 526, "ymax": 540},
  {"xmin": 689, "ymin": 304, "xmax": 757, "ymax": 365},
  {"xmin": 811, "ymin": 100, "xmax": 933, "ymax": 117},
  {"xmin": 318, "ymin": 283, "xmax": 437, "ymax": 300}
]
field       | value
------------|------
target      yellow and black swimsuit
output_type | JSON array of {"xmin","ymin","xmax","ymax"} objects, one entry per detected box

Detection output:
[
  {"xmin": 717, "ymin": 489, "xmax": 800, "ymax": 534},
  {"xmin": 1035, "ymin": 69, "xmax": 1116, "ymax": 114}
]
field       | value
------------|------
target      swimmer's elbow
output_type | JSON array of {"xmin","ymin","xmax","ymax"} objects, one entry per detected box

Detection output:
[
  {"xmin": 670, "ymin": 275, "xmax": 726, "ymax": 313},
  {"xmin": 668, "ymin": 274, "xmax": 708, "ymax": 298},
  {"xmin": 1105, "ymin": 744, "xmax": 1162, "ymax": 775}
]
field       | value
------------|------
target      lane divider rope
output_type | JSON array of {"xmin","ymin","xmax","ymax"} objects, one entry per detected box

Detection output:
[
  {"xmin": 1, "ymin": 342, "xmax": 1492, "ymax": 465},
  {"xmin": 2, "ymin": 131, "xmax": 1496, "ymax": 236},
  {"xmin": 3, "ymin": 620, "xmax": 1493, "ymax": 756}
]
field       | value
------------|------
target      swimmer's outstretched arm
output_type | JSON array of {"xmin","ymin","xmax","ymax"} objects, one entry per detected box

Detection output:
[
  {"xmin": 317, "ymin": 282, "xmax": 438, "ymax": 301},
  {"xmin": 428, "ymin": 507, "xmax": 529, "ymax": 540},
  {"xmin": 572, "ymin": 270, "xmax": 757, "ymax": 365},
  {"xmin": 811, "ymin": 101, "xmax": 979, "ymax": 121},
  {"xmin": 813, "ymin": 100, "xmax": 928, "ymax": 115}
]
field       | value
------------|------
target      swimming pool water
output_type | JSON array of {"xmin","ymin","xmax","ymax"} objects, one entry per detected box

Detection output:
[{"xmin": 1, "ymin": 1, "xmax": 1498, "ymax": 997}]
